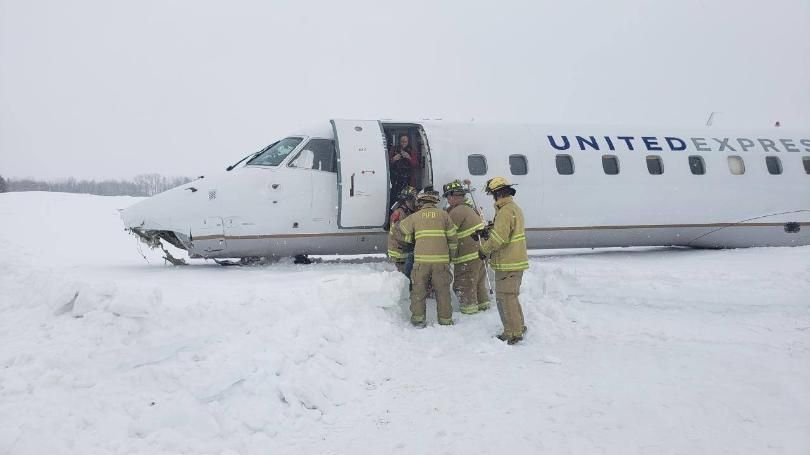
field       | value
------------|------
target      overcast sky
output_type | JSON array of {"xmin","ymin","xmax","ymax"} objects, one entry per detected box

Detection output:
[{"xmin": 1, "ymin": 0, "xmax": 808, "ymax": 180}]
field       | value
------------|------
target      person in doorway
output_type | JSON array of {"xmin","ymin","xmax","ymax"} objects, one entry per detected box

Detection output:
[
  {"xmin": 398, "ymin": 189, "xmax": 458, "ymax": 327},
  {"xmin": 443, "ymin": 179, "xmax": 490, "ymax": 315},
  {"xmin": 388, "ymin": 186, "xmax": 417, "ymax": 275},
  {"xmin": 477, "ymin": 177, "xmax": 529, "ymax": 345},
  {"xmin": 388, "ymin": 134, "xmax": 418, "ymax": 202}
]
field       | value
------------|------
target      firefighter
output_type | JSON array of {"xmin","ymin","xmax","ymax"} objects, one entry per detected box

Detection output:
[
  {"xmin": 387, "ymin": 186, "xmax": 417, "ymax": 274},
  {"xmin": 442, "ymin": 179, "xmax": 490, "ymax": 315},
  {"xmin": 398, "ymin": 188, "xmax": 458, "ymax": 327},
  {"xmin": 477, "ymin": 177, "xmax": 529, "ymax": 344}
]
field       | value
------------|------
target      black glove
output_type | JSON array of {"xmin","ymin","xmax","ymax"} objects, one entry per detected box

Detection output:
[
  {"xmin": 475, "ymin": 228, "xmax": 490, "ymax": 241},
  {"xmin": 478, "ymin": 250, "xmax": 487, "ymax": 260},
  {"xmin": 470, "ymin": 231, "xmax": 480, "ymax": 242}
]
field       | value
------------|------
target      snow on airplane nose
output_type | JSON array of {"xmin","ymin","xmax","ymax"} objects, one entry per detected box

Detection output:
[{"xmin": 120, "ymin": 179, "xmax": 202, "ymax": 233}]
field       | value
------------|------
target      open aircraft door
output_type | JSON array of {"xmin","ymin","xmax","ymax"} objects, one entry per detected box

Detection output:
[{"xmin": 331, "ymin": 119, "xmax": 389, "ymax": 229}]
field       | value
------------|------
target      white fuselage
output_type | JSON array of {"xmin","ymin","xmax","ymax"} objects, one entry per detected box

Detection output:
[{"xmin": 121, "ymin": 120, "xmax": 810, "ymax": 259}]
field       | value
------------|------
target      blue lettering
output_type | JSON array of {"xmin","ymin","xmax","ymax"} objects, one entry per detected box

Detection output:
[
  {"xmin": 604, "ymin": 136, "xmax": 616, "ymax": 151},
  {"xmin": 642, "ymin": 136, "xmax": 662, "ymax": 151},
  {"xmin": 616, "ymin": 136, "xmax": 635, "ymax": 150},
  {"xmin": 665, "ymin": 137, "xmax": 687, "ymax": 151},
  {"xmin": 801, "ymin": 139, "xmax": 810, "ymax": 152},
  {"xmin": 548, "ymin": 135, "xmax": 570, "ymax": 151},
  {"xmin": 576, "ymin": 136, "xmax": 600, "ymax": 151}
]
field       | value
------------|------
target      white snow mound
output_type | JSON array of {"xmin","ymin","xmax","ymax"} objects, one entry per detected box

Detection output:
[{"xmin": 0, "ymin": 192, "xmax": 808, "ymax": 454}]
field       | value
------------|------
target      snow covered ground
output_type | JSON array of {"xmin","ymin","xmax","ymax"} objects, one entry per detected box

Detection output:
[{"xmin": 1, "ymin": 192, "xmax": 808, "ymax": 454}]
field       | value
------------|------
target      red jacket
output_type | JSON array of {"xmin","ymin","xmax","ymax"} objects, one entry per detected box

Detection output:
[
  {"xmin": 389, "ymin": 146, "xmax": 419, "ymax": 168},
  {"xmin": 388, "ymin": 146, "xmax": 419, "ymax": 185}
]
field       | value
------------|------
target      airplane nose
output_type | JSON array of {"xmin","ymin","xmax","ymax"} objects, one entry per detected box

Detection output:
[
  {"xmin": 120, "ymin": 183, "xmax": 197, "ymax": 232},
  {"xmin": 120, "ymin": 197, "xmax": 165, "ymax": 230}
]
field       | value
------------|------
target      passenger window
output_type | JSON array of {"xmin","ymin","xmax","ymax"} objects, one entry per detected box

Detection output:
[
  {"xmin": 727, "ymin": 156, "xmax": 745, "ymax": 175},
  {"xmin": 766, "ymin": 156, "xmax": 782, "ymax": 175},
  {"xmin": 509, "ymin": 155, "xmax": 528, "ymax": 175},
  {"xmin": 804, "ymin": 157, "xmax": 810, "ymax": 174},
  {"xmin": 602, "ymin": 155, "xmax": 619, "ymax": 175},
  {"xmin": 689, "ymin": 156, "xmax": 706, "ymax": 175},
  {"xmin": 288, "ymin": 139, "xmax": 336, "ymax": 172},
  {"xmin": 646, "ymin": 155, "xmax": 663, "ymax": 175},
  {"xmin": 468, "ymin": 155, "xmax": 487, "ymax": 175},
  {"xmin": 555, "ymin": 154, "xmax": 574, "ymax": 175}
]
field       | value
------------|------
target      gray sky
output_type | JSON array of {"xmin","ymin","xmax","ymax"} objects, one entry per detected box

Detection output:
[{"xmin": 1, "ymin": 0, "xmax": 808, "ymax": 180}]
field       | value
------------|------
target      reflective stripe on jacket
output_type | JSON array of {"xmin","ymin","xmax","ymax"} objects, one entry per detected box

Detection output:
[
  {"xmin": 398, "ymin": 203, "xmax": 458, "ymax": 264},
  {"xmin": 447, "ymin": 200, "xmax": 484, "ymax": 264},
  {"xmin": 480, "ymin": 196, "xmax": 529, "ymax": 271}
]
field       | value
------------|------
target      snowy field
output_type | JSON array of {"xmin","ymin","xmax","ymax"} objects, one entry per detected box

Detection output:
[{"xmin": 1, "ymin": 192, "xmax": 808, "ymax": 455}]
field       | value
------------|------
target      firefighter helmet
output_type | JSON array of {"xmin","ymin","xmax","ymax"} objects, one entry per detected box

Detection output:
[
  {"xmin": 442, "ymin": 179, "xmax": 467, "ymax": 197},
  {"xmin": 398, "ymin": 185, "xmax": 417, "ymax": 201},
  {"xmin": 484, "ymin": 176, "xmax": 516, "ymax": 194},
  {"xmin": 416, "ymin": 188, "xmax": 441, "ymax": 204}
]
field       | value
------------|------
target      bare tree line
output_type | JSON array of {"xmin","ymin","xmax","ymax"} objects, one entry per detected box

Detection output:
[{"xmin": 0, "ymin": 173, "xmax": 192, "ymax": 197}]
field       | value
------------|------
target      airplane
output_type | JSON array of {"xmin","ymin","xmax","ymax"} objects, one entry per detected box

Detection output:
[{"xmin": 120, "ymin": 119, "xmax": 810, "ymax": 264}]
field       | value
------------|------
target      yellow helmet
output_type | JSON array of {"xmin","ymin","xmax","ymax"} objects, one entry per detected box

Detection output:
[{"xmin": 484, "ymin": 176, "xmax": 515, "ymax": 194}]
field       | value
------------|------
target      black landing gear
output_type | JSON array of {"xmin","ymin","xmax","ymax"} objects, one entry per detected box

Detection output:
[{"xmin": 293, "ymin": 254, "xmax": 313, "ymax": 265}]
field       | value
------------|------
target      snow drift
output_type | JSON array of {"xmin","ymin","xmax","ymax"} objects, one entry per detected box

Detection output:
[{"xmin": 0, "ymin": 192, "xmax": 808, "ymax": 454}]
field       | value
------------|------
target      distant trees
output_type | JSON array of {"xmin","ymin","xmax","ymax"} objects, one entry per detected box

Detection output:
[
  {"xmin": 4, "ymin": 174, "xmax": 192, "ymax": 197},
  {"xmin": 132, "ymin": 173, "xmax": 192, "ymax": 197}
]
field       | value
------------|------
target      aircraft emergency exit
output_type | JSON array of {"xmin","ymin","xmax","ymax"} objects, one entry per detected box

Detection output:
[{"xmin": 120, "ymin": 119, "xmax": 810, "ymax": 263}]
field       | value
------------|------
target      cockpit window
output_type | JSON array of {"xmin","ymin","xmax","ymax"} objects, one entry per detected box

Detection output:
[
  {"xmin": 246, "ymin": 137, "xmax": 303, "ymax": 166},
  {"xmin": 289, "ymin": 139, "xmax": 337, "ymax": 172}
]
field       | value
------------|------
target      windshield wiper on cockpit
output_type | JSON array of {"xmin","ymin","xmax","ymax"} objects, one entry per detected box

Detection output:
[
  {"xmin": 227, "ymin": 141, "xmax": 280, "ymax": 171},
  {"xmin": 226, "ymin": 151, "xmax": 262, "ymax": 171}
]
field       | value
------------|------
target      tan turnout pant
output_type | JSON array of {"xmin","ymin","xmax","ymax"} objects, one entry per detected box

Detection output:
[
  {"xmin": 411, "ymin": 263, "xmax": 453, "ymax": 325},
  {"xmin": 495, "ymin": 271, "xmax": 525, "ymax": 338},
  {"xmin": 475, "ymin": 260, "xmax": 491, "ymax": 307},
  {"xmin": 453, "ymin": 259, "xmax": 490, "ymax": 312}
]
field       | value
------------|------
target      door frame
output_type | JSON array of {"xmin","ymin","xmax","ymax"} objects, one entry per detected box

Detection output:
[
  {"xmin": 332, "ymin": 119, "xmax": 391, "ymax": 229},
  {"xmin": 380, "ymin": 122, "xmax": 433, "ymax": 190}
]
